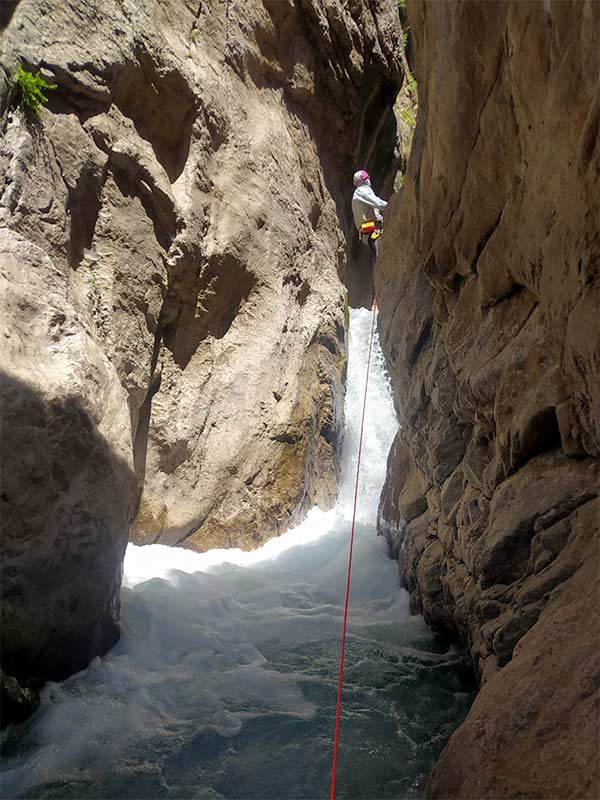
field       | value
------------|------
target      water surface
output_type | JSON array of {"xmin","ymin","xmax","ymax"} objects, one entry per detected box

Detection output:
[{"xmin": 1, "ymin": 309, "xmax": 475, "ymax": 799}]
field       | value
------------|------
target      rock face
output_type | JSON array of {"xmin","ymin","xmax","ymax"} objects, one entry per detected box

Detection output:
[
  {"xmin": 0, "ymin": 227, "xmax": 136, "ymax": 680},
  {"xmin": 376, "ymin": 0, "xmax": 599, "ymax": 797},
  {"xmin": 0, "ymin": 0, "xmax": 402, "ymax": 714}
]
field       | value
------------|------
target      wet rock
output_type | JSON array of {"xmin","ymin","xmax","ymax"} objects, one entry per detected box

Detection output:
[
  {"xmin": 0, "ymin": 670, "xmax": 39, "ymax": 729},
  {"xmin": 427, "ymin": 509, "xmax": 600, "ymax": 800}
]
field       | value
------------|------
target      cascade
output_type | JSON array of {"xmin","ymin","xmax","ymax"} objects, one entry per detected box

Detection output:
[{"xmin": 1, "ymin": 309, "xmax": 474, "ymax": 799}]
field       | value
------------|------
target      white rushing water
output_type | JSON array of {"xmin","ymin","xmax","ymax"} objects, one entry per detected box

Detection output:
[{"xmin": 1, "ymin": 309, "xmax": 474, "ymax": 800}]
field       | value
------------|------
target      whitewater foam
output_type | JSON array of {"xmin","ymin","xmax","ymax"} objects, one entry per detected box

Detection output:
[{"xmin": 1, "ymin": 309, "xmax": 474, "ymax": 800}]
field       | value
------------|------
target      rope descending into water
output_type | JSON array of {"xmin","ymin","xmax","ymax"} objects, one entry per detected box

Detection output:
[{"xmin": 329, "ymin": 295, "xmax": 378, "ymax": 800}]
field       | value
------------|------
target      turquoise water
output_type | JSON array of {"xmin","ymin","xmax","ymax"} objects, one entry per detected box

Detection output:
[{"xmin": 1, "ymin": 310, "xmax": 475, "ymax": 799}]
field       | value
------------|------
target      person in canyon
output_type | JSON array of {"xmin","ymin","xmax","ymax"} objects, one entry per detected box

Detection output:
[{"xmin": 351, "ymin": 169, "xmax": 388, "ymax": 258}]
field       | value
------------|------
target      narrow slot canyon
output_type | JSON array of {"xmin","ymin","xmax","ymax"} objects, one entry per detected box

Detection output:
[{"xmin": 1, "ymin": 1, "xmax": 598, "ymax": 799}]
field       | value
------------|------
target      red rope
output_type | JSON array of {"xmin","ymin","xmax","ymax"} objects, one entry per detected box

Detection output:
[{"xmin": 329, "ymin": 295, "xmax": 378, "ymax": 800}]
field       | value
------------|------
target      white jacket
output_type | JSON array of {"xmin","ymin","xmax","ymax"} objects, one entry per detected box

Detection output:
[{"xmin": 352, "ymin": 181, "xmax": 388, "ymax": 229}]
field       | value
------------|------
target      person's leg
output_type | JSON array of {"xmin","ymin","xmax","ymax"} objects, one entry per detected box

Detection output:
[{"xmin": 368, "ymin": 235, "xmax": 379, "ymax": 261}]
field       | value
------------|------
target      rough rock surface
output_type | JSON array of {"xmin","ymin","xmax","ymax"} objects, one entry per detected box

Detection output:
[
  {"xmin": 0, "ymin": 227, "xmax": 135, "ymax": 697},
  {"xmin": 0, "ymin": 0, "xmax": 402, "ymax": 713},
  {"xmin": 376, "ymin": 0, "xmax": 599, "ymax": 797}
]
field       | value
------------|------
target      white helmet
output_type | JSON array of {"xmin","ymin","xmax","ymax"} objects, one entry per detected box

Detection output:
[{"xmin": 353, "ymin": 169, "xmax": 370, "ymax": 187}]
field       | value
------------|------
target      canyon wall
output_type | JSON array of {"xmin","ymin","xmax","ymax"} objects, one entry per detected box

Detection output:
[
  {"xmin": 0, "ymin": 0, "xmax": 402, "ymax": 714},
  {"xmin": 376, "ymin": 1, "xmax": 599, "ymax": 797}
]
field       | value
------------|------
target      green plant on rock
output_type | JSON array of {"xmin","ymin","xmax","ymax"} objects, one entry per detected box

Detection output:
[
  {"xmin": 407, "ymin": 72, "xmax": 417, "ymax": 95},
  {"xmin": 400, "ymin": 106, "xmax": 416, "ymax": 130},
  {"xmin": 15, "ymin": 65, "xmax": 56, "ymax": 112},
  {"xmin": 338, "ymin": 355, "xmax": 348, "ymax": 388}
]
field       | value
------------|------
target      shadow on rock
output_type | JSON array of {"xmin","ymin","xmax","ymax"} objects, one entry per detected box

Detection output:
[{"xmin": 0, "ymin": 371, "xmax": 136, "ymax": 728}]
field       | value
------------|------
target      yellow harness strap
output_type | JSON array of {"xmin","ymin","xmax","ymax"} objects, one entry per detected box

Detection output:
[{"xmin": 360, "ymin": 221, "xmax": 377, "ymax": 235}]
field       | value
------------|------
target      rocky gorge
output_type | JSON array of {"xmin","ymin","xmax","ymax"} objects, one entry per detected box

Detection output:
[
  {"xmin": 1, "ymin": 0, "xmax": 599, "ymax": 798},
  {"xmin": 376, "ymin": 0, "xmax": 599, "ymax": 797},
  {"xmin": 1, "ymin": 0, "xmax": 402, "ymax": 713}
]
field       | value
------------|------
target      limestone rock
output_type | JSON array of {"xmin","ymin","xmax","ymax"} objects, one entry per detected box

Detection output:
[
  {"xmin": 0, "ymin": 229, "xmax": 136, "ymax": 701},
  {"xmin": 376, "ymin": 0, "xmax": 600, "ymax": 796},
  {"xmin": 1, "ymin": 0, "xmax": 402, "ymax": 718},
  {"xmin": 2, "ymin": 0, "xmax": 403, "ymax": 551},
  {"xmin": 427, "ymin": 502, "xmax": 600, "ymax": 800}
]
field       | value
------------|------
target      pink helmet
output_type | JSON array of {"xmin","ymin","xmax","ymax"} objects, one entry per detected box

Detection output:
[{"xmin": 353, "ymin": 169, "xmax": 370, "ymax": 187}]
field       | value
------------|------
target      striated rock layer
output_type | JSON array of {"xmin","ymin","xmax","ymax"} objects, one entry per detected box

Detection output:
[
  {"xmin": 0, "ymin": 0, "xmax": 402, "ymax": 713},
  {"xmin": 376, "ymin": 0, "xmax": 599, "ymax": 797}
]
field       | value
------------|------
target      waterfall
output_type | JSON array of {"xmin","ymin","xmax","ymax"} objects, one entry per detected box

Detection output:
[{"xmin": 1, "ymin": 309, "xmax": 474, "ymax": 799}]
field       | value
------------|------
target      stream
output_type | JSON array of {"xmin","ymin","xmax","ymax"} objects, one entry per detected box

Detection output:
[{"xmin": 1, "ymin": 309, "xmax": 475, "ymax": 799}]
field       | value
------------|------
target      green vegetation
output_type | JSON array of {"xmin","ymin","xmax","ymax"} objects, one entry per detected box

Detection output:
[
  {"xmin": 188, "ymin": 27, "xmax": 200, "ymax": 57},
  {"xmin": 338, "ymin": 355, "xmax": 348, "ymax": 388},
  {"xmin": 407, "ymin": 72, "xmax": 417, "ymax": 94},
  {"xmin": 338, "ymin": 296, "xmax": 349, "ymax": 388},
  {"xmin": 397, "ymin": 0, "xmax": 406, "ymax": 9},
  {"xmin": 16, "ymin": 65, "xmax": 56, "ymax": 112},
  {"xmin": 400, "ymin": 106, "xmax": 416, "ymax": 130}
]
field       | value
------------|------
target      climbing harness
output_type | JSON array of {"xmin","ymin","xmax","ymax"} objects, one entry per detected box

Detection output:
[
  {"xmin": 329, "ymin": 295, "xmax": 378, "ymax": 800},
  {"xmin": 358, "ymin": 221, "xmax": 382, "ymax": 261},
  {"xmin": 358, "ymin": 220, "xmax": 381, "ymax": 244}
]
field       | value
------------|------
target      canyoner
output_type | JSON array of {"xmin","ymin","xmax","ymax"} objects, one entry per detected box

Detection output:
[
  {"xmin": 2, "ymin": 0, "xmax": 596, "ymax": 797},
  {"xmin": 351, "ymin": 170, "xmax": 388, "ymax": 260}
]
